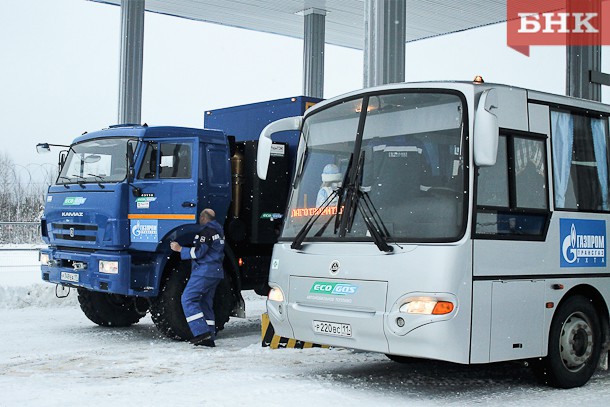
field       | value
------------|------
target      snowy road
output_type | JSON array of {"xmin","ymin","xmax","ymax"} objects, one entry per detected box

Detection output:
[{"xmin": 2, "ymin": 255, "xmax": 610, "ymax": 406}]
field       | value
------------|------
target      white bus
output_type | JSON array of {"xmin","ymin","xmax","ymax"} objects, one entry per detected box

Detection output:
[{"xmin": 256, "ymin": 80, "xmax": 610, "ymax": 388}]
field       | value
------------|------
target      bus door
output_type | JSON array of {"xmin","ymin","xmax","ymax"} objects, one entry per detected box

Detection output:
[
  {"xmin": 472, "ymin": 121, "xmax": 552, "ymax": 363},
  {"xmin": 129, "ymin": 137, "xmax": 199, "ymax": 250}
]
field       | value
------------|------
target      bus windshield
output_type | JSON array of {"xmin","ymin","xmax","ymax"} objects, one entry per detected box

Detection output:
[
  {"xmin": 282, "ymin": 91, "xmax": 467, "ymax": 243},
  {"xmin": 57, "ymin": 137, "xmax": 137, "ymax": 185}
]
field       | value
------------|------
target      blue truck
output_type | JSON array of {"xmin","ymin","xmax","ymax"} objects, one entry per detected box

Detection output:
[{"xmin": 37, "ymin": 96, "xmax": 319, "ymax": 340}]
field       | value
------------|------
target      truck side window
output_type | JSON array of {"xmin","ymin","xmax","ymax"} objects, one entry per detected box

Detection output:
[
  {"xmin": 137, "ymin": 142, "xmax": 158, "ymax": 179},
  {"xmin": 207, "ymin": 146, "xmax": 228, "ymax": 187},
  {"xmin": 475, "ymin": 133, "xmax": 549, "ymax": 239},
  {"xmin": 159, "ymin": 143, "xmax": 192, "ymax": 179}
]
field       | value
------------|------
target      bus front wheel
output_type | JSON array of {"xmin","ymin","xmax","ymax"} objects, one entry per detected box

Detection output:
[{"xmin": 535, "ymin": 295, "xmax": 601, "ymax": 388}]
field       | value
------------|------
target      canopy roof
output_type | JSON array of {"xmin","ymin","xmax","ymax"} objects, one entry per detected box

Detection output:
[{"xmin": 92, "ymin": 0, "xmax": 507, "ymax": 49}]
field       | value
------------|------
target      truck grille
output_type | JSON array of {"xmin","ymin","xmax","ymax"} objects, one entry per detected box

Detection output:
[{"xmin": 52, "ymin": 223, "xmax": 98, "ymax": 242}]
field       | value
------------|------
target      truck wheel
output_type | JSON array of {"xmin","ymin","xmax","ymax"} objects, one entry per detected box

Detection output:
[
  {"xmin": 534, "ymin": 295, "xmax": 601, "ymax": 388},
  {"xmin": 213, "ymin": 270, "xmax": 235, "ymax": 332},
  {"xmin": 150, "ymin": 261, "xmax": 236, "ymax": 340},
  {"xmin": 150, "ymin": 262, "xmax": 193, "ymax": 340},
  {"xmin": 77, "ymin": 288, "xmax": 148, "ymax": 327}
]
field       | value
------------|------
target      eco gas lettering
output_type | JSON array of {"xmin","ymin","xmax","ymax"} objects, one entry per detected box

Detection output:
[{"xmin": 310, "ymin": 282, "xmax": 358, "ymax": 296}]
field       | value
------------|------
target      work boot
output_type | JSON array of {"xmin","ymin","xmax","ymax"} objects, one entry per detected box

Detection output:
[{"xmin": 189, "ymin": 332, "xmax": 215, "ymax": 347}]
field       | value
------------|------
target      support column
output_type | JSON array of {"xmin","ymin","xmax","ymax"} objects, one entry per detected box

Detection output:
[
  {"xmin": 363, "ymin": 0, "xmax": 406, "ymax": 88},
  {"xmin": 566, "ymin": 0, "xmax": 601, "ymax": 101},
  {"xmin": 118, "ymin": 0, "xmax": 145, "ymax": 124},
  {"xmin": 302, "ymin": 9, "xmax": 326, "ymax": 99},
  {"xmin": 566, "ymin": 46, "xmax": 602, "ymax": 101}
]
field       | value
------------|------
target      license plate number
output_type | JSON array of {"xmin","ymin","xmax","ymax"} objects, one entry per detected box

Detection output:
[
  {"xmin": 312, "ymin": 320, "xmax": 352, "ymax": 337},
  {"xmin": 60, "ymin": 271, "xmax": 79, "ymax": 283}
]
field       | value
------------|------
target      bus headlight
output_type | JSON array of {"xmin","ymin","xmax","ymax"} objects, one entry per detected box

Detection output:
[
  {"xmin": 39, "ymin": 252, "xmax": 50, "ymax": 265},
  {"xmin": 400, "ymin": 299, "xmax": 454, "ymax": 315},
  {"xmin": 268, "ymin": 286, "xmax": 285, "ymax": 302},
  {"xmin": 99, "ymin": 260, "xmax": 119, "ymax": 274}
]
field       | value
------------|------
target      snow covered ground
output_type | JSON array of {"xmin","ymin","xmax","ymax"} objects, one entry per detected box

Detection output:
[{"xmin": 2, "ymin": 248, "xmax": 610, "ymax": 406}]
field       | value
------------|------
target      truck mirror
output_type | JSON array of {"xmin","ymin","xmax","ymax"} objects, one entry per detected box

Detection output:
[
  {"xmin": 473, "ymin": 88, "xmax": 499, "ymax": 167},
  {"xmin": 59, "ymin": 150, "xmax": 68, "ymax": 171},
  {"xmin": 257, "ymin": 116, "xmax": 302, "ymax": 180},
  {"xmin": 36, "ymin": 143, "xmax": 51, "ymax": 154}
]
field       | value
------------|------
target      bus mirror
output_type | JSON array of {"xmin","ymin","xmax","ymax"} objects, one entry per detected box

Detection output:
[
  {"xmin": 257, "ymin": 116, "xmax": 303, "ymax": 180},
  {"xmin": 473, "ymin": 88, "xmax": 499, "ymax": 167}
]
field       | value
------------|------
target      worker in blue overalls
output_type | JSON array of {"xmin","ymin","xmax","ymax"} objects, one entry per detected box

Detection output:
[{"xmin": 170, "ymin": 208, "xmax": 225, "ymax": 347}]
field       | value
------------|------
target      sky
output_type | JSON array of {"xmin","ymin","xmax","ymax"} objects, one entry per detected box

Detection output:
[{"xmin": 1, "ymin": 0, "xmax": 609, "ymax": 185}]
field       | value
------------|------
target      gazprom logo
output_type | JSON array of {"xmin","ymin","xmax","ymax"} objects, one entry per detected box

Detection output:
[
  {"xmin": 310, "ymin": 282, "xmax": 358, "ymax": 296},
  {"xmin": 560, "ymin": 219, "xmax": 606, "ymax": 268}
]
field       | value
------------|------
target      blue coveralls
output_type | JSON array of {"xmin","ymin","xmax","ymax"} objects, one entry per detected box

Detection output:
[{"xmin": 180, "ymin": 220, "xmax": 225, "ymax": 339}]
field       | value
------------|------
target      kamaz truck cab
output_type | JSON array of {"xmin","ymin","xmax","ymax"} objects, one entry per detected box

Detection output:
[{"xmin": 38, "ymin": 96, "xmax": 319, "ymax": 340}]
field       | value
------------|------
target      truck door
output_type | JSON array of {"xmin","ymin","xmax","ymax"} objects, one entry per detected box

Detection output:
[{"xmin": 129, "ymin": 137, "xmax": 199, "ymax": 250}]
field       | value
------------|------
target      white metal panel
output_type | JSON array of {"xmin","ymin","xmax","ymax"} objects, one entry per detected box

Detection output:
[
  {"xmin": 90, "ymin": 0, "xmax": 508, "ymax": 49},
  {"xmin": 489, "ymin": 280, "xmax": 545, "ymax": 362}
]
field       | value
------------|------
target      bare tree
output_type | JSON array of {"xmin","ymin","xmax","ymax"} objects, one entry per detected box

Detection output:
[{"xmin": 0, "ymin": 152, "xmax": 55, "ymax": 243}]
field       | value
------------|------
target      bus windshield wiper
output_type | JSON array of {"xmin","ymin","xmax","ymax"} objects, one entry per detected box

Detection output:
[
  {"xmin": 356, "ymin": 188, "xmax": 393, "ymax": 252},
  {"xmin": 335, "ymin": 151, "xmax": 393, "ymax": 252},
  {"xmin": 291, "ymin": 153, "xmax": 353, "ymax": 250},
  {"xmin": 291, "ymin": 187, "xmax": 342, "ymax": 250}
]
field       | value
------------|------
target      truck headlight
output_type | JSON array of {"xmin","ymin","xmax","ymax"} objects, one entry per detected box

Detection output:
[
  {"xmin": 39, "ymin": 252, "xmax": 50, "ymax": 265},
  {"xmin": 268, "ymin": 286, "xmax": 285, "ymax": 302},
  {"xmin": 99, "ymin": 260, "xmax": 119, "ymax": 274},
  {"xmin": 399, "ymin": 299, "xmax": 454, "ymax": 315}
]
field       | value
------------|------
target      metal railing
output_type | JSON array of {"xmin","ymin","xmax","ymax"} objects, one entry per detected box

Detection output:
[
  {"xmin": 0, "ymin": 246, "xmax": 44, "ymax": 269},
  {"xmin": 0, "ymin": 222, "xmax": 43, "ymax": 245}
]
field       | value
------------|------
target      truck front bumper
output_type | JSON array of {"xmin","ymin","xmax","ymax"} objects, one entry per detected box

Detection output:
[{"xmin": 40, "ymin": 247, "xmax": 152, "ymax": 297}]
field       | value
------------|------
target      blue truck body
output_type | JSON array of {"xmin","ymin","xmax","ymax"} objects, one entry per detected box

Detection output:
[{"xmin": 39, "ymin": 97, "xmax": 320, "ymax": 327}]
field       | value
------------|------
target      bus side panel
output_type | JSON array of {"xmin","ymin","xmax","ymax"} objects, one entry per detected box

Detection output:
[
  {"xmin": 472, "ymin": 280, "xmax": 546, "ymax": 363},
  {"xmin": 489, "ymin": 280, "xmax": 546, "ymax": 362},
  {"xmin": 470, "ymin": 281, "xmax": 492, "ymax": 363}
]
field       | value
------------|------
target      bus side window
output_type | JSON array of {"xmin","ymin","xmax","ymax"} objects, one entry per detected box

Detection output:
[
  {"xmin": 551, "ymin": 111, "xmax": 609, "ymax": 212},
  {"xmin": 514, "ymin": 138, "xmax": 547, "ymax": 209},
  {"xmin": 475, "ymin": 133, "xmax": 549, "ymax": 239},
  {"xmin": 477, "ymin": 136, "xmax": 509, "ymax": 208}
]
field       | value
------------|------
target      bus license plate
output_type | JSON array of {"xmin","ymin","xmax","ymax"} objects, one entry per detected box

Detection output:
[
  {"xmin": 60, "ymin": 272, "xmax": 79, "ymax": 283},
  {"xmin": 313, "ymin": 320, "xmax": 352, "ymax": 337}
]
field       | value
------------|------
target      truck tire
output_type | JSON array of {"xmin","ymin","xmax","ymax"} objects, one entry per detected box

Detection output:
[
  {"xmin": 77, "ymin": 288, "xmax": 149, "ymax": 327},
  {"xmin": 534, "ymin": 295, "xmax": 601, "ymax": 388},
  {"xmin": 213, "ymin": 270, "xmax": 235, "ymax": 332},
  {"xmin": 150, "ymin": 261, "xmax": 236, "ymax": 340}
]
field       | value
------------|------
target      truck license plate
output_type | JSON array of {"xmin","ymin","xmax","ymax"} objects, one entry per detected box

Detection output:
[
  {"xmin": 60, "ymin": 271, "xmax": 79, "ymax": 283},
  {"xmin": 312, "ymin": 320, "xmax": 352, "ymax": 337}
]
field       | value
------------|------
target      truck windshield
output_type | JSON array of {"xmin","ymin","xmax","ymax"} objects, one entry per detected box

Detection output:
[
  {"xmin": 282, "ymin": 91, "xmax": 467, "ymax": 244},
  {"xmin": 57, "ymin": 138, "xmax": 137, "ymax": 185}
]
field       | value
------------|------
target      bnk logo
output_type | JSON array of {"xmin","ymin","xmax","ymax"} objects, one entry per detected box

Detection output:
[
  {"xmin": 507, "ymin": 0, "xmax": 610, "ymax": 56},
  {"xmin": 310, "ymin": 282, "xmax": 358, "ymax": 296}
]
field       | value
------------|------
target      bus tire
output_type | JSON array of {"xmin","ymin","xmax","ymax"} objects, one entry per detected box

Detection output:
[
  {"xmin": 150, "ymin": 261, "xmax": 236, "ymax": 340},
  {"xmin": 535, "ymin": 295, "xmax": 601, "ymax": 388},
  {"xmin": 77, "ymin": 288, "xmax": 148, "ymax": 327}
]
